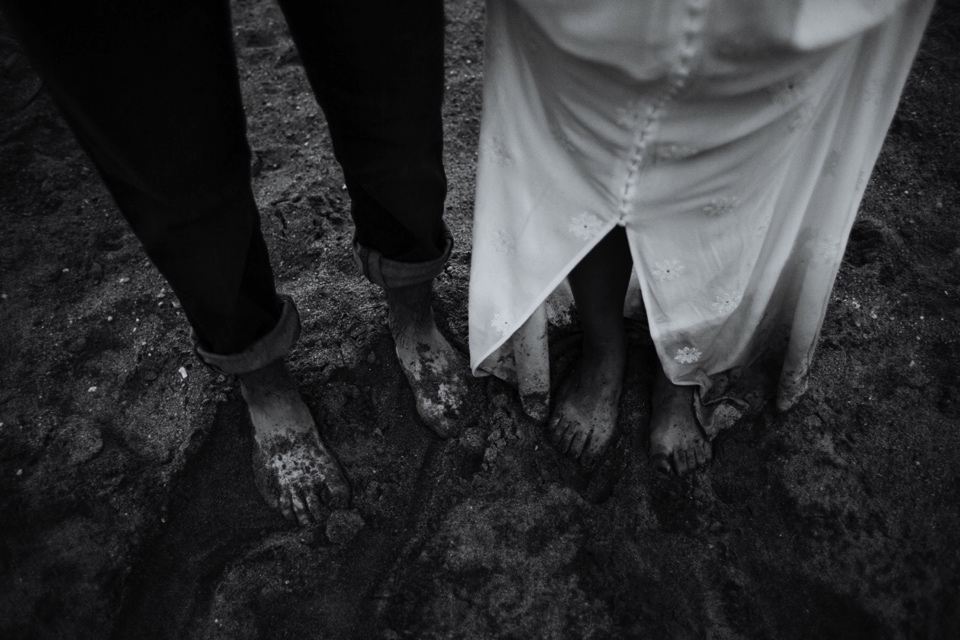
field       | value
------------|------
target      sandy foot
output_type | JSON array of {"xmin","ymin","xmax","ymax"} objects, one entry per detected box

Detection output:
[
  {"xmin": 387, "ymin": 281, "xmax": 468, "ymax": 439},
  {"xmin": 239, "ymin": 360, "xmax": 350, "ymax": 525},
  {"xmin": 649, "ymin": 364, "xmax": 712, "ymax": 475},
  {"xmin": 547, "ymin": 346, "xmax": 626, "ymax": 469}
]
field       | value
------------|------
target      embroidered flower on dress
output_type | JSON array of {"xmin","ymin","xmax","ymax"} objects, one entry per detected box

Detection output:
[
  {"xmin": 788, "ymin": 103, "xmax": 815, "ymax": 131},
  {"xmin": 674, "ymin": 347, "xmax": 702, "ymax": 364},
  {"xmin": 710, "ymin": 290, "xmax": 743, "ymax": 314},
  {"xmin": 702, "ymin": 197, "xmax": 740, "ymax": 216},
  {"xmin": 492, "ymin": 230, "xmax": 516, "ymax": 256},
  {"xmin": 568, "ymin": 211, "xmax": 604, "ymax": 240},
  {"xmin": 652, "ymin": 260, "xmax": 686, "ymax": 282},
  {"xmin": 491, "ymin": 312, "xmax": 512, "ymax": 335},
  {"xmin": 481, "ymin": 135, "xmax": 513, "ymax": 167},
  {"xmin": 815, "ymin": 238, "xmax": 842, "ymax": 260}
]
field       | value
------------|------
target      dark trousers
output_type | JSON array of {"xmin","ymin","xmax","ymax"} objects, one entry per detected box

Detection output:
[{"xmin": 0, "ymin": 0, "xmax": 447, "ymax": 355}]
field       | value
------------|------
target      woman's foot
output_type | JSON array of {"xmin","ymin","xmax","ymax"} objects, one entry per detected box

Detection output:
[
  {"xmin": 239, "ymin": 359, "xmax": 351, "ymax": 526},
  {"xmin": 386, "ymin": 280, "xmax": 468, "ymax": 438},
  {"xmin": 549, "ymin": 225, "xmax": 635, "ymax": 468},
  {"xmin": 649, "ymin": 365, "xmax": 712, "ymax": 474},
  {"xmin": 547, "ymin": 337, "xmax": 626, "ymax": 468}
]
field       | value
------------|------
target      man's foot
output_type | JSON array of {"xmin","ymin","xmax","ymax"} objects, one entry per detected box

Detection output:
[
  {"xmin": 546, "ymin": 337, "xmax": 626, "ymax": 468},
  {"xmin": 238, "ymin": 359, "xmax": 350, "ymax": 525},
  {"xmin": 649, "ymin": 365, "xmax": 712, "ymax": 474},
  {"xmin": 386, "ymin": 280, "xmax": 468, "ymax": 438}
]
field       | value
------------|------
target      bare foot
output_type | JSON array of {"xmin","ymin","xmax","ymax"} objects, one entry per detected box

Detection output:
[
  {"xmin": 649, "ymin": 364, "xmax": 712, "ymax": 475},
  {"xmin": 550, "ymin": 225, "xmax": 634, "ymax": 468},
  {"xmin": 238, "ymin": 360, "xmax": 350, "ymax": 525},
  {"xmin": 546, "ymin": 338, "xmax": 626, "ymax": 468},
  {"xmin": 386, "ymin": 280, "xmax": 468, "ymax": 438}
]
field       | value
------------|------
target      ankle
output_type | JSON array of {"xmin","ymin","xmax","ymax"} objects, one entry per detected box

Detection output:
[
  {"xmin": 581, "ymin": 331, "xmax": 626, "ymax": 365},
  {"xmin": 238, "ymin": 359, "xmax": 296, "ymax": 401},
  {"xmin": 652, "ymin": 377, "xmax": 692, "ymax": 410},
  {"xmin": 385, "ymin": 281, "xmax": 437, "ymax": 338}
]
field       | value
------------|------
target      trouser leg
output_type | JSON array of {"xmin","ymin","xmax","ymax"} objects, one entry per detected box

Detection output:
[
  {"xmin": 276, "ymin": 0, "xmax": 449, "ymax": 267},
  {"xmin": 0, "ymin": 0, "xmax": 285, "ymax": 357}
]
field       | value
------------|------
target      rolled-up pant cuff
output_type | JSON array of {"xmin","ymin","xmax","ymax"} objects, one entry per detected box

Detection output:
[
  {"xmin": 194, "ymin": 295, "xmax": 301, "ymax": 375},
  {"xmin": 353, "ymin": 224, "xmax": 453, "ymax": 289}
]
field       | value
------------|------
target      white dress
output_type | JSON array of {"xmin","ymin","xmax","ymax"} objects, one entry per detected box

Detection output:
[{"xmin": 468, "ymin": 0, "xmax": 934, "ymax": 433}]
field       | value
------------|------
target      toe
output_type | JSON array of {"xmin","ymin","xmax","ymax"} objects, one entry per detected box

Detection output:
[
  {"xmin": 291, "ymin": 489, "xmax": 311, "ymax": 526},
  {"xmin": 550, "ymin": 419, "xmax": 565, "ymax": 448},
  {"xmin": 692, "ymin": 441, "xmax": 707, "ymax": 467},
  {"xmin": 568, "ymin": 430, "xmax": 589, "ymax": 459},
  {"xmin": 649, "ymin": 440, "xmax": 672, "ymax": 474},
  {"xmin": 651, "ymin": 452, "xmax": 671, "ymax": 474},
  {"xmin": 683, "ymin": 449, "xmax": 695, "ymax": 473},
  {"xmin": 558, "ymin": 423, "xmax": 579, "ymax": 455},
  {"xmin": 279, "ymin": 490, "xmax": 295, "ymax": 521},
  {"xmin": 261, "ymin": 483, "xmax": 280, "ymax": 510},
  {"xmin": 546, "ymin": 412, "xmax": 564, "ymax": 444},
  {"xmin": 582, "ymin": 423, "xmax": 616, "ymax": 468},
  {"xmin": 305, "ymin": 488, "xmax": 325, "ymax": 522},
  {"xmin": 673, "ymin": 448, "xmax": 689, "ymax": 475}
]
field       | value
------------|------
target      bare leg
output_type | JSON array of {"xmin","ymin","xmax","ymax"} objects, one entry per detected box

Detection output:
[
  {"xmin": 238, "ymin": 360, "xmax": 351, "ymax": 526},
  {"xmin": 386, "ymin": 279, "xmax": 468, "ymax": 438},
  {"xmin": 649, "ymin": 362, "xmax": 712, "ymax": 474},
  {"xmin": 547, "ymin": 227, "xmax": 633, "ymax": 468}
]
